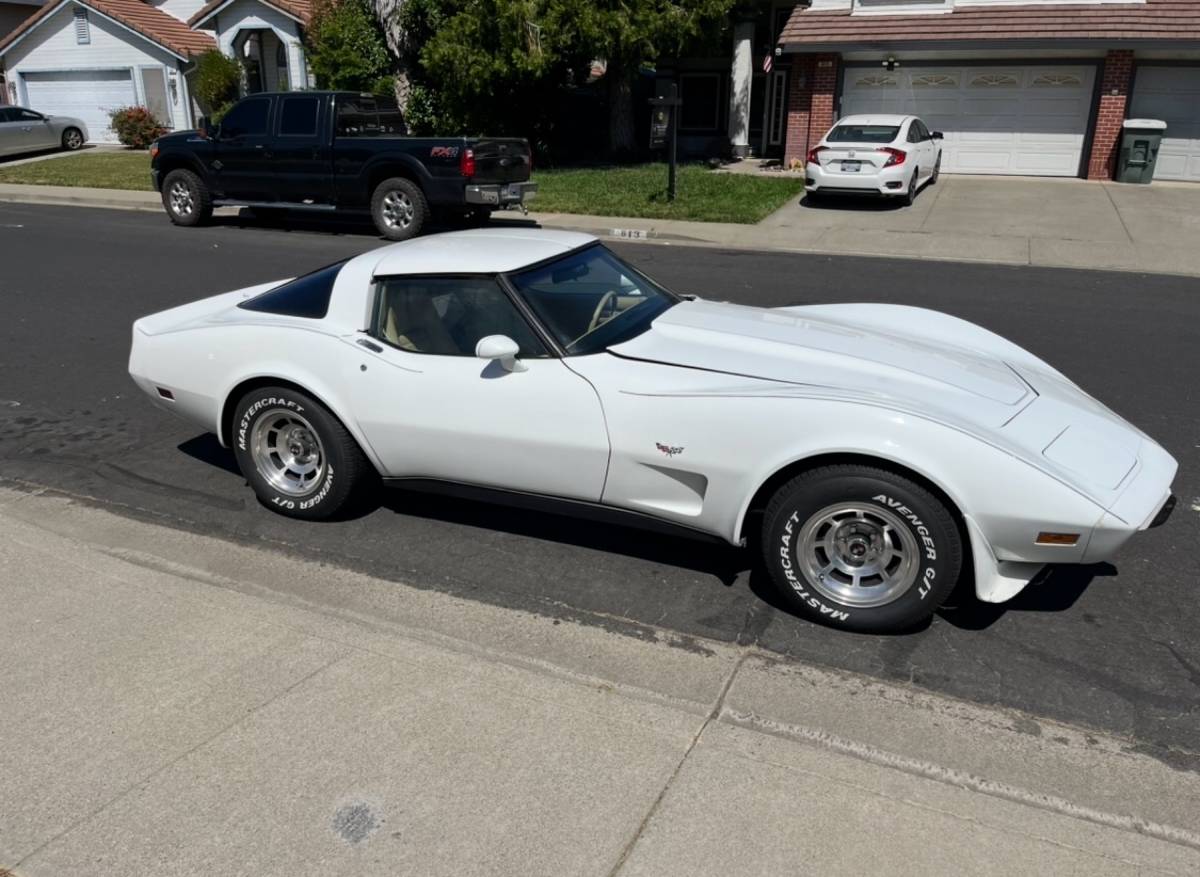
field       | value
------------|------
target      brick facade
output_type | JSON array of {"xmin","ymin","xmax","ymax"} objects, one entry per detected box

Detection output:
[
  {"xmin": 1086, "ymin": 50, "xmax": 1134, "ymax": 181},
  {"xmin": 784, "ymin": 53, "xmax": 840, "ymax": 168}
]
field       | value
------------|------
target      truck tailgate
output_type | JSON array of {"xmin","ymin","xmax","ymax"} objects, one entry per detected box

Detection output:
[{"xmin": 471, "ymin": 139, "xmax": 532, "ymax": 183}]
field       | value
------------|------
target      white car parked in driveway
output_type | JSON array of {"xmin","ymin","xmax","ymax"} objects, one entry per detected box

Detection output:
[
  {"xmin": 129, "ymin": 230, "xmax": 1177, "ymax": 633},
  {"xmin": 806, "ymin": 114, "xmax": 943, "ymax": 204}
]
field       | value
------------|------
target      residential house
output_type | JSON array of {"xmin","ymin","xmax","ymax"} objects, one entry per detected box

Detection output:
[
  {"xmin": 778, "ymin": 0, "xmax": 1200, "ymax": 182},
  {"xmin": 0, "ymin": 0, "xmax": 312, "ymax": 140},
  {"xmin": 659, "ymin": 0, "xmax": 1200, "ymax": 182}
]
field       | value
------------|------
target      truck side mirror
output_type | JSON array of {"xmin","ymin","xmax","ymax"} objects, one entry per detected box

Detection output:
[{"xmin": 199, "ymin": 116, "xmax": 216, "ymax": 138}]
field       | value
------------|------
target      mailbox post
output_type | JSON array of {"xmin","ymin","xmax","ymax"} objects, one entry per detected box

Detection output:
[{"xmin": 649, "ymin": 81, "xmax": 682, "ymax": 202}]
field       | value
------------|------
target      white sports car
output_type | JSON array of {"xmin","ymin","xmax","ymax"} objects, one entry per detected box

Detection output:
[{"xmin": 129, "ymin": 230, "xmax": 1178, "ymax": 632}]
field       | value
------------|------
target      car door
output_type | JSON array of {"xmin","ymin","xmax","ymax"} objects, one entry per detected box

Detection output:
[
  {"xmin": 910, "ymin": 120, "xmax": 935, "ymax": 179},
  {"xmin": 272, "ymin": 92, "xmax": 334, "ymax": 205},
  {"xmin": 22, "ymin": 109, "xmax": 58, "ymax": 149},
  {"xmin": 211, "ymin": 96, "xmax": 276, "ymax": 202},
  {"xmin": 343, "ymin": 274, "xmax": 611, "ymax": 501},
  {"xmin": 0, "ymin": 108, "xmax": 20, "ymax": 156}
]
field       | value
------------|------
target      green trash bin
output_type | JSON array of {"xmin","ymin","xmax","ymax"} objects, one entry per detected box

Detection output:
[{"xmin": 1116, "ymin": 119, "xmax": 1167, "ymax": 184}]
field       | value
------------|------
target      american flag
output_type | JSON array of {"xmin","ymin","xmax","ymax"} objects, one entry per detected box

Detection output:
[{"xmin": 762, "ymin": 53, "xmax": 773, "ymax": 74}]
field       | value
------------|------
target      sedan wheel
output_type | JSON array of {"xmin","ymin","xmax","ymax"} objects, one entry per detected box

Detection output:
[
  {"xmin": 61, "ymin": 127, "xmax": 84, "ymax": 150},
  {"xmin": 761, "ymin": 464, "xmax": 962, "ymax": 632},
  {"xmin": 902, "ymin": 170, "xmax": 919, "ymax": 206}
]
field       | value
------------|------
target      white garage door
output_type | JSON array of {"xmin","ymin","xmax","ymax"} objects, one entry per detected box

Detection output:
[
  {"xmin": 1129, "ymin": 66, "xmax": 1200, "ymax": 182},
  {"xmin": 840, "ymin": 65, "xmax": 1096, "ymax": 176},
  {"xmin": 23, "ymin": 69, "xmax": 136, "ymax": 144}
]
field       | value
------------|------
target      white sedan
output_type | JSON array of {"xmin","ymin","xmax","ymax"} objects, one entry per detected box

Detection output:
[
  {"xmin": 806, "ymin": 114, "xmax": 942, "ymax": 204},
  {"xmin": 129, "ymin": 230, "xmax": 1177, "ymax": 632}
]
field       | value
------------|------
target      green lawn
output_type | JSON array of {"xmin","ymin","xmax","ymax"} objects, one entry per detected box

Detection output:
[
  {"xmin": 0, "ymin": 150, "xmax": 153, "ymax": 191},
  {"xmin": 0, "ymin": 152, "xmax": 804, "ymax": 224},
  {"xmin": 532, "ymin": 163, "xmax": 804, "ymax": 224}
]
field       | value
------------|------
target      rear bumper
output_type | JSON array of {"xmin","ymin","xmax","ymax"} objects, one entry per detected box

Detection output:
[
  {"xmin": 806, "ymin": 161, "xmax": 908, "ymax": 195},
  {"xmin": 465, "ymin": 181, "xmax": 537, "ymax": 207}
]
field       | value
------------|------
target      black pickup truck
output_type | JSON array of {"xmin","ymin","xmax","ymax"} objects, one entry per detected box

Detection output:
[{"xmin": 150, "ymin": 91, "xmax": 536, "ymax": 240}]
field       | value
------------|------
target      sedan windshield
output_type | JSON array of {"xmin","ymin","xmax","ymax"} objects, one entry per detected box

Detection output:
[
  {"xmin": 507, "ymin": 245, "xmax": 678, "ymax": 355},
  {"xmin": 826, "ymin": 124, "xmax": 900, "ymax": 144}
]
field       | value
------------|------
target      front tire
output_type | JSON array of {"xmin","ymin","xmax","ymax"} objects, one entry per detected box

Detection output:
[
  {"xmin": 161, "ymin": 168, "xmax": 213, "ymax": 227},
  {"xmin": 231, "ymin": 386, "xmax": 370, "ymax": 520},
  {"xmin": 61, "ymin": 127, "xmax": 84, "ymax": 150},
  {"xmin": 370, "ymin": 177, "xmax": 428, "ymax": 241},
  {"xmin": 930, "ymin": 154, "xmax": 941, "ymax": 186},
  {"xmin": 761, "ymin": 465, "xmax": 962, "ymax": 632}
]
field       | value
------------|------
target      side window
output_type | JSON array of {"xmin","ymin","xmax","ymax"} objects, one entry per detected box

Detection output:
[
  {"xmin": 914, "ymin": 120, "xmax": 930, "ymax": 141},
  {"xmin": 906, "ymin": 123, "xmax": 920, "ymax": 143},
  {"xmin": 18, "ymin": 109, "xmax": 43, "ymax": 121},
  {"xmin": 279, "ymin": 95, "xmax": 320, "ymax": 137},
  {"xmin": 0, "ymin": 108, "xmax": 13, "ymax": 122},
  {"xmin": 336, "ymin": 96, "xmax": 375, "ymax": 138},
  {"xmin": 238, "ymin": 260, "xmax": 346, "ymax": 319},
  {"xmin": 219, "ymin": 98, "xmax": 270, "ymax": 139},
  {"xmin": 373, "ymin": 277, "xmax": 548, "ymax": 358}
]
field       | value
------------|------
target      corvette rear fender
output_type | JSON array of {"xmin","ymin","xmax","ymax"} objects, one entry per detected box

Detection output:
[{"xmin": 218, "ymin": 370, "xmax": 386, "ymax": 475}]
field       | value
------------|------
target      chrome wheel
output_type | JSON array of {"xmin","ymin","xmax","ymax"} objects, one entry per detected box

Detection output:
[
  {"xmin": 250, "ymin": 409, "xmax": 326, "ymax": 497},
  {"xmin": 63, "ymin": 129, "xmax": 83, "ymax": 149},
  {"xmin": 169, "ymin": 180, "xmax": 194, "ymax": 217},
  {"xmin": 795, "ymin": 503, "xmax": 920, "ymax": 608},
  {"xmin": 380, "ymin": 190, "xmax": 414, "ymax": 229}
]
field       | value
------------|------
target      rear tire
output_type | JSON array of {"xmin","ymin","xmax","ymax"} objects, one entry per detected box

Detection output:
[
  {"xmin": 61, "ymin": 127, "xmax": 84, "ymax": 150},
  {"xmin": 902, "ymin": 169, "xmax": 919, "ymax": 206},
  {"xmin": 161, "ymin": 168, "xmax": 213, "ymax": 227},
  {"xmin": 371, "ymin": 177, "xmax": 428, "ymax": 241},
  {"xmin": 761, "ymin": 464, "xmax": 962, "ymax": 632},
  {"xmin": 231, "ymin": 385, "xmax": 371, "ymax": 520}
]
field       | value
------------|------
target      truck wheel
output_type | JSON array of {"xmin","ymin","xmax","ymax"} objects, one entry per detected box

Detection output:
[
  {"xmin": 371, "ymin": 177, "xmax": 428, "ymax": 241},
  {"xmin": 162, "ymin": 168, "xmax": 213, "ymax": 227},
  {"xmin": 761, "ymin": 464, "xmax": 962, "ymax": 633},
  {"xmin": 232, "ymin": 385, "xmax": 371, "ymax": 520}
]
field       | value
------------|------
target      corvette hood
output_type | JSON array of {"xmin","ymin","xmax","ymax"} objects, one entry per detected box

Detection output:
[{"xmin": 611, "ymin": 299, "xmax": 1033, "ymax": 426}]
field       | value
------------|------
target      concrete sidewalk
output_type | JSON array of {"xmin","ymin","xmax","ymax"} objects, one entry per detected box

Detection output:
[
  {"xmin": 5, "ymin": 174, "xmax": 1200, "ymax": 276},
  {"xmin": 2, "ymin": 484, "xmax": 1199, "ymax": 876}
]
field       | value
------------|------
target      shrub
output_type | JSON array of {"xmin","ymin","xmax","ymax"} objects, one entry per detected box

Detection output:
[
  {"xmin": 192, "ymin": 49, "xmax": 241, "ymax": 119},
  {"xmin": 108, "ymin": 106, "xmax": 168, "ymax": 149}
]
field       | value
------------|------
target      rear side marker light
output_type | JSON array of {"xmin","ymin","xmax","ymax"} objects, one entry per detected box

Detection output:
[
  {"xmin": 1036, "ymin": 532, "xmax": 1079, "ymax": 546},
  {"xmin": 156, "ymin": 387, "xmax": 175, "ymax": 401}
]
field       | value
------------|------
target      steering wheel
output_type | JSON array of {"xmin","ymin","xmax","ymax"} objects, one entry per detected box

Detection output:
[{"xmin": 587, "ymin": 290, "xmax": 619, "ymax": 334}]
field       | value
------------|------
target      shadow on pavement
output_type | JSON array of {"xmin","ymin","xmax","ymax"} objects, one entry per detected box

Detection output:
[
  {"xmin": 937, "ymin": 563, "xmax": 1114, "ymax": 631},
  {"xmin": 208, "ymin": 208, "xmax": 541, "ymax": 240},
  {"xmin": 801, "ymin": 194, "xmax": 909, "ymax": 212}
]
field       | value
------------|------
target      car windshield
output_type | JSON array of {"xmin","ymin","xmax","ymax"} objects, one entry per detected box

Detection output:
[
  {"xmin": 508, "ymin": 244, "xmax": 678, "ymax": 355},
  {"xmin": 827, "ymin": 124, "xmax": 900, "ymax": 143}
]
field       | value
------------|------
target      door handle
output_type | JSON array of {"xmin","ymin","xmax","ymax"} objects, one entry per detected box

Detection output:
[
  {"xmin": 356, "ymin": 338, "xmax": 383, "ymax": 353},
  {"xmin": 255, "ymin": 144, "xmax": 264, "ymax": 150}
]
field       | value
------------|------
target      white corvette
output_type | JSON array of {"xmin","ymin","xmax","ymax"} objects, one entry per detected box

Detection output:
[{"xmin": 129, "ymin": 230, "xmax": 1177, "ymax": 632}]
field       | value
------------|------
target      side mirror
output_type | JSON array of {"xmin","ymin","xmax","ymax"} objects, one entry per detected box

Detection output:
[
  {"xmin": 931, "ymin": 131, "xmax": 944, "ymax": 140},
  {"xmin": 199, "ymin": 116, "xmax": 216, "ymax": 138},
  {"xmin": 475, "ymin": 334, "xmax": 526, "ymax": 372}
]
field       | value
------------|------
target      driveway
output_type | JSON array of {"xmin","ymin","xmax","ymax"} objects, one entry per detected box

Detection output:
[{"xmin": 756, "ymin": 175, "xmax": 1200, "ymax": 275}]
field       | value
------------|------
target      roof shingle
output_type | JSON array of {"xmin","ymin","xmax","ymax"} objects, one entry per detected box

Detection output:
[
  {"xmin": 780, "ymin": 0, "xmax": 1200, "ymax": 49},
  {"xmin": 0, "ymin": 0, "xmax": 217, "ymax": 59}
]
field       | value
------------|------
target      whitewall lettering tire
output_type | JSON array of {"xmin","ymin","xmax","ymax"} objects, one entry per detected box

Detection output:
[{"xmin": 762, "ymin": 465, "xmax": 962, "ymax": 632}]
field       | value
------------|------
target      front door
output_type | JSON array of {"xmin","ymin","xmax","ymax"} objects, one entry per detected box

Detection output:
[
  {"xmin": 211, "ymin": 95, "xmax": 275, "ymax": 202},
  {"xmin": 343, "ymin": 275, "xmax": 611, "ymax": 500},
  {"xmin": 272, "ymin": 93, "xmax": 333, "ymax": 205}
]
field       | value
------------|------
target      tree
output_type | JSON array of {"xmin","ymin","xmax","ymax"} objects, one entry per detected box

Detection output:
[
  {"xmin": 575, "ymin": 0, "xmax": 736, "ymax": 154},
  {"xmin": 396, "ymin": 0, "xmax": 735, "ymax": 156},
  {"xmin": 369, "ymin": 0, "xmax": 413, "ymax": 109},
  {"xmin": 306, "ymin": 0, "xmax": 394, "ymax": 93}
]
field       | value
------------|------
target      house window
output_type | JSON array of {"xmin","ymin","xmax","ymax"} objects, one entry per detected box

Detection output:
[
  {"xmin": 854, "ymin": 74, "xmax": 897, "ymax": 88},
  {"xmin": 1032, "ymin": 72, "xmax": 1082, "ymax": 88},
  {"xmin": 679, "ymin": 73, "xmax": 721, "ymax": 132},
  {"xmin": 911, "ymin": 73, "xmax": 957, "ymax": 89},
  {"xmin": 74, "ymin": 8, "xmax": 90, "ymax": 45},
  {"xmin": 970, "ymin": 73, "xmax": 1020, "ymax": 88}
]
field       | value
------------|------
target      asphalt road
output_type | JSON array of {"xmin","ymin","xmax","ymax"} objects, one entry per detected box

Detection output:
[{"xmin": 2, "ymin": 202, "xmax": 1198, "ymax": 761}]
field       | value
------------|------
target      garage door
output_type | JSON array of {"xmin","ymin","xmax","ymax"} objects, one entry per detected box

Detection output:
[
  {"xmin": 840, "ymin": 66, "xmax": 1096, "ymax": 176},
  {"xmin": 1129, "ymin": 66, "xmax": 1200, "ymax": 182},
  {"xmin": 23, "ymin": 70, "xmax": 136, "ymax": 144}
]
